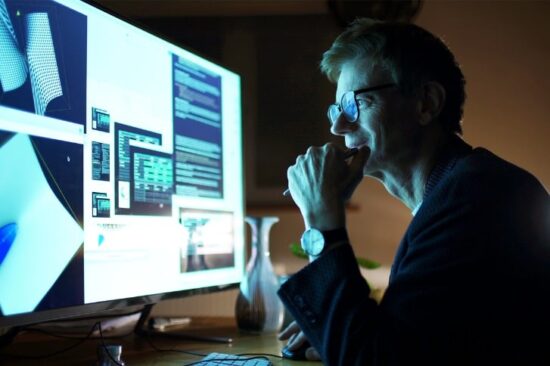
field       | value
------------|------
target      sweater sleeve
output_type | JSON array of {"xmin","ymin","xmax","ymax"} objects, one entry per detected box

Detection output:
[{"xmin": 278, "ymin": 243, "xmax": 382, "ymax": 365}]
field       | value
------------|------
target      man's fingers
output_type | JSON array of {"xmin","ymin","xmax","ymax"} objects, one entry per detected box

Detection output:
[
  {"xmin": 286, "ymin": 331, "xmax": 309, "ymax": 350},
  {"xmin": 278, "ymin": 320, "xmax": 300, "ymax": 340},
  {"xmin": 277, "ymin": 317, "xmax": 319, "ymax": 359},
  {"xmin": 306, "ymin": 347, "xmax": 322, "ymax": 361}
]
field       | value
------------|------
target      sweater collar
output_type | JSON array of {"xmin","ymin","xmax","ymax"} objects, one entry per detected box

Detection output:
[{"xmin": 423, "ymin": 134, "xmax": 472, "ymax": 201}]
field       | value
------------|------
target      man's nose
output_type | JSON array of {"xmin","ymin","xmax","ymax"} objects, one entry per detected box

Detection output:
[{"xmin": 330, "ymin": 113, "xmax": 355, "ymax": 136}]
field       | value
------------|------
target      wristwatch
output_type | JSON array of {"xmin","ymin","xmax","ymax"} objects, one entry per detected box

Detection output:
[{"xmin": 300, "ymin": 227, "xmax": 349, "ymax": 258}]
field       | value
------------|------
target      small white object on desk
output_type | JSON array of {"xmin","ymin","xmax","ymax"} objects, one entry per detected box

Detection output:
[{"xmin": 149, "ymin": 316, "xmax": 192, "ymax": 331}]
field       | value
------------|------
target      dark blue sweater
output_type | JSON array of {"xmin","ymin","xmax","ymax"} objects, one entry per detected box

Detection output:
[{"xmin": 279, "ymin": 138, "xmax": 550, "ymax": 365}]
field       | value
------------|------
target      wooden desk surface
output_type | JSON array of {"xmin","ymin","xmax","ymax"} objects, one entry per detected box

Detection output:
[{"xmin": 0, "ymin": 317, "xmax": 320, "ymax": 365}]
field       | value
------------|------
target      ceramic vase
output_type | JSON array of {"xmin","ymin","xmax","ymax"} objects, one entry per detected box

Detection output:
[{"xmin": 235, "ymin": 216, "xmax": 284, "ymax": 333}]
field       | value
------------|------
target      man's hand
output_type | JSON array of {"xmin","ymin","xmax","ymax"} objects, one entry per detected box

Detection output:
[
  {"xmin": 278, "ymin": 321, "xmax": 321, "ymax": 361},
  {"xmin": 287, "ymin": 143, "xmax": 369, "ymax": 230}
]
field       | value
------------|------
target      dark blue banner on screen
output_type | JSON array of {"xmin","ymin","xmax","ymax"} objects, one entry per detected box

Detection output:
[{"xmin": 172, "ymin": 55, "xmax": 224, "ymax": 199}]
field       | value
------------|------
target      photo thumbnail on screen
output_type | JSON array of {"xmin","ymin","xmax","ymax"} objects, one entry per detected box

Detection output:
[{"xmin": 179, "ymin": 209, "xmax": 235, "ymax": 273}]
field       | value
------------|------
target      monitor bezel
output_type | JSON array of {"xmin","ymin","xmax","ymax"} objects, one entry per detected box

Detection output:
[{"xmin": 0, "ymin": 283, "xmax": 238, "ymax": 328}]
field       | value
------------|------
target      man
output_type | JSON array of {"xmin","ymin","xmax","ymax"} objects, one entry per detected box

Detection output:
[{"xmin": 278, "ymin": 18, "xmax": 549, "ymax": 365}]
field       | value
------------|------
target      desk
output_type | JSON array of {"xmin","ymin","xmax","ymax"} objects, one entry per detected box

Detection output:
[{"xmin": 0, "ymin": 317, "xmax": 320, "ymax": 365}]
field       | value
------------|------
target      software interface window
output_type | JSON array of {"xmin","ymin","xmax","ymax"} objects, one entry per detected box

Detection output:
[{"xmin": 0, "ymin": 0, "xmax": 243, "ymax": 316}]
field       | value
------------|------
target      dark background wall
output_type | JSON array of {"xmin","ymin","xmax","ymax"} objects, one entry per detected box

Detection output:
[{"xmin": 95, "ymin": 0, "xmax": 549, "ymax": 316}]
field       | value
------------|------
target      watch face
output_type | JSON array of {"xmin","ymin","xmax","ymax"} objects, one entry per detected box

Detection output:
[{"xmin": 301, "ymin": 228, "xmax": 325, "ymax": 256}]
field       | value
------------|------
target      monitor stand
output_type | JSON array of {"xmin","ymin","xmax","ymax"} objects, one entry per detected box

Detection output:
[{"xmin": 134, "ymin": 304, "xmax": 233, "ymax": 344}]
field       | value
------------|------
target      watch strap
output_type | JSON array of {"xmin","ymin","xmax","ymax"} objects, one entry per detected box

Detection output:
[
  {"xmin": 321, "ymin": 227, "xmax": 349, "ymax": 246},
  {"xmin": 318, "ymin": 227, "xmax": 349, "ymax": 256}
]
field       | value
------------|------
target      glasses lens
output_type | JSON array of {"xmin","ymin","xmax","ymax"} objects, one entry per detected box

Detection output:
[
  {"xmin": 341, "ymin": 91, "xmax": 358, "ymax": 122},
  {"xmin": 327, "ymin": 104, "xmax": 341, "ymax": 124}
]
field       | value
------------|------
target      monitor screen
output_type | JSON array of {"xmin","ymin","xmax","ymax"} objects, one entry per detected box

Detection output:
[{"xmin": 0, "ymin": 0, "xmax": 244, "ymax": 327}]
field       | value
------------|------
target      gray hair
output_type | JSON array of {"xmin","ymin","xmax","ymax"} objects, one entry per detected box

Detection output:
[{"xmin": 321, "ymin": 18, "xmax": 466, "ymax": 134}]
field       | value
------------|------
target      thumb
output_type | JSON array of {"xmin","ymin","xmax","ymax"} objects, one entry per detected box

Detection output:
[
  {"xmin": 348, "ymin": 146, "xmax": 370, "ymax": 176},
  {"xmin": 342, "ymin": 146, "xmax": 369, "ymax": 200}
]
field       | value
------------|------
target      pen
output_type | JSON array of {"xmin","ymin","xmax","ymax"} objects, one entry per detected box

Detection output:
[{"xmin": 282, "ymin": 148, "xmax": 359, "ymax": 197}]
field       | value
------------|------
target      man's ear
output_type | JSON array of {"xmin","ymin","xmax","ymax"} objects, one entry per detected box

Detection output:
[{"xmin": 417, "ymin": 81, "xmax": 446, "ymax": 126}]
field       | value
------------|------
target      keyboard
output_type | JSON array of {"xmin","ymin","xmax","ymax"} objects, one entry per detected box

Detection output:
[{"xmin": 191, "ymin": 352, "xmax": 273, "ymax": 365}]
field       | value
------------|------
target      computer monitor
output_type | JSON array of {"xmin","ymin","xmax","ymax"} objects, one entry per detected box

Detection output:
[{"xmin": 0, "ymin": 0, "xmax": 244, "ymax": 328}]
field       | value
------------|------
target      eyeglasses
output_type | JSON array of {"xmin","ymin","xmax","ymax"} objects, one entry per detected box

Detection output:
[{"xmin": 327, "ymin": 83, "xmax": 396, "ymax": 124}]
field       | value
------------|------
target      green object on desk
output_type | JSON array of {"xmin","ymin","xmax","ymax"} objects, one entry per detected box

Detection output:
[{"xmin": 289, "ymin": 243, "xmax": 380, "ymax": 269}]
